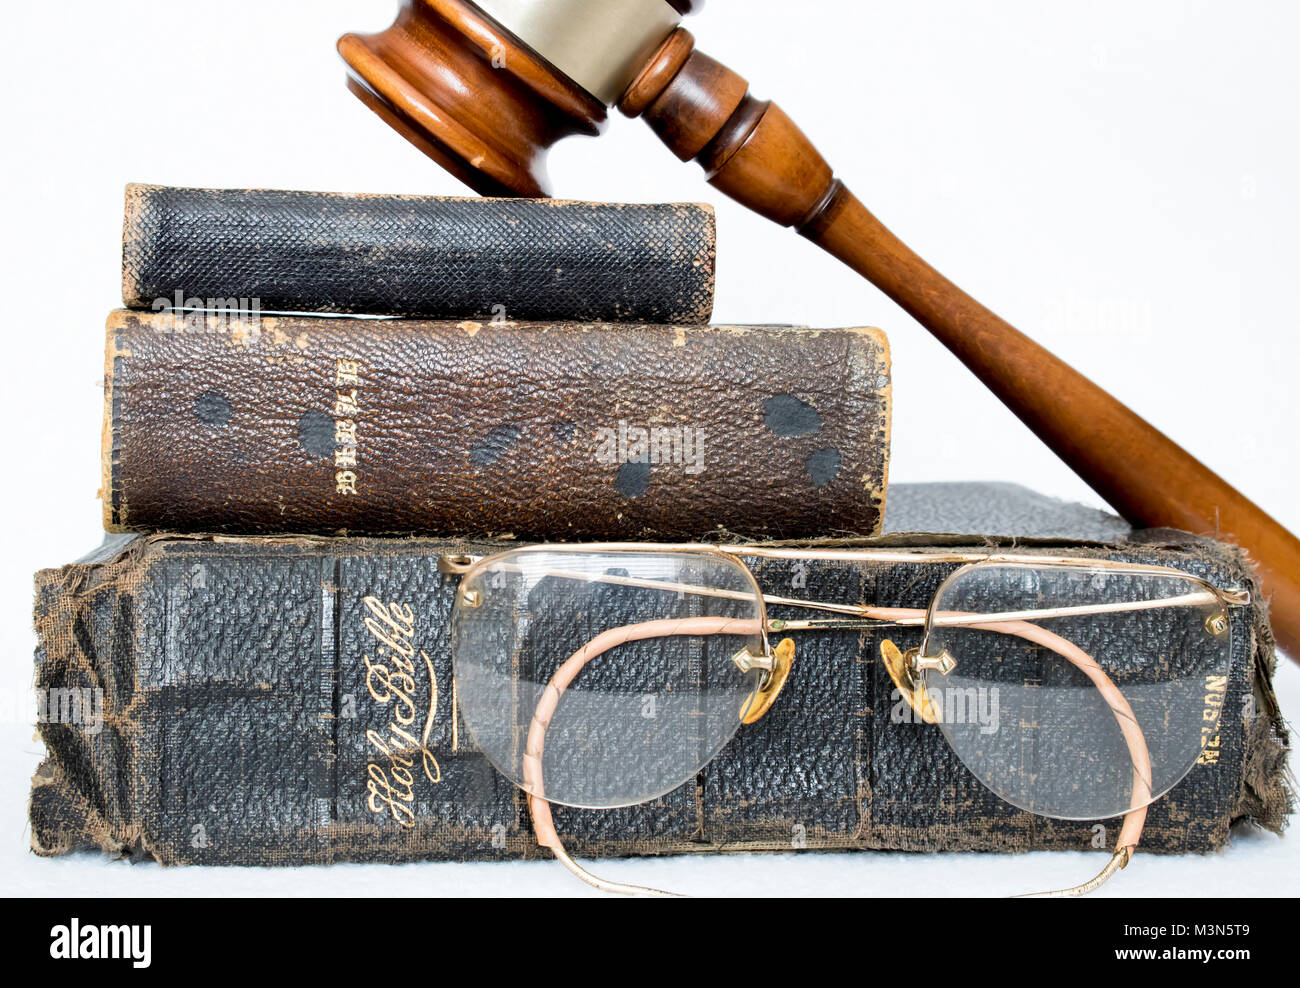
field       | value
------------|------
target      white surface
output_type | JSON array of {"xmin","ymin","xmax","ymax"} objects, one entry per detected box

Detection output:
[{"xmin": 1, "ymin": 0, "xmax": 1297, "ymax": 897}]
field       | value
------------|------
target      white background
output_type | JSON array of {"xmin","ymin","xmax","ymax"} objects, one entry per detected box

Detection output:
[{"xmin": 1, "ymin": 0, "xmax": 1296, "ymax": 896}]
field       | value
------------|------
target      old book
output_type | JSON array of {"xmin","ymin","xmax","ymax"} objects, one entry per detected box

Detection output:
[
  {"xmin": 30, "ymin": 485, "xmax": 1290, "ymax": 866},
  {"xmin": 102, "ymin": 310, "xmax": 891, "ymax": 540},
  {"xmin": 121, "ymin": 184, "xmax": 716, "ymax": 324}
]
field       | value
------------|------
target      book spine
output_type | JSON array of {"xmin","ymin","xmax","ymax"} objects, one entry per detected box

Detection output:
[
  {"xmin": 29, "ymin": 533, "xmax": 1288, "ymax": 866},
  {"xmin": 102, "ymin": 310, "xmax": 891, "ymax": 540},
  {"xmin": 121, "ymin": 185, "xmax": 716, "ymax": 324}
]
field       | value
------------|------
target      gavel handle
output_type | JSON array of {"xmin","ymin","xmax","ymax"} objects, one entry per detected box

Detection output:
[{"xmin": 622, "ymin": 31, "xmax": 1300, "ymax": 660}]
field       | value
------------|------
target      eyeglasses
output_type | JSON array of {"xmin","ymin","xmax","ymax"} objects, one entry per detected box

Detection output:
[{"xmin": 439, "ymin": 544, "xmax": 1248, "ymax": 897}]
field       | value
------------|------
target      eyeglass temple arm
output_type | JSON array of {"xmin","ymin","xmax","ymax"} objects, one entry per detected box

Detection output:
[
  {"xmin": 524, "ymin": 616, "xmax": 763, "ymax": 897},
  {"xmin": 980, "ymin": 617, "xmax": 1150, "ymax": 897},
  {"xmin": 524, "ymin": 612, "xmax": 1150, "ymax": 897}
]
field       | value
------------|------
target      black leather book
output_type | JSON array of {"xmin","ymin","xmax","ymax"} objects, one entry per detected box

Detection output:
[
  {"xmin": 30, "ymin": 485, "xmax": 1290, "ymax": 866},
  {"xmin": 121, "ymin": 184, "xmax": 716, "ymax": 323}
]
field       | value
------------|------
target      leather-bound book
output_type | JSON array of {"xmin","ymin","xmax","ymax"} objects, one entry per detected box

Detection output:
[
  {"xmin": 122, "ymin": 184, "xmax": 716, "ymax": 324},
  {"xmin": 101, "ymin": 309, "xmax": 891, "ymax": 540},
  {"xmin": 30, "ymin": 485, "xmax": 1290, "ymax": 866}
]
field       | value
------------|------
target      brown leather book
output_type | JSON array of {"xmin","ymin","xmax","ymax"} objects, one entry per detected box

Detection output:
[{"xmin": 102, "ymin": 310, "xmax": 890, "ymax": 539}]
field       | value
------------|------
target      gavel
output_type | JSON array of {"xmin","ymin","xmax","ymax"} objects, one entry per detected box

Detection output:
[{"xmin": 339, "ymin": 0, "xmax": 1300, "ymax": 660}]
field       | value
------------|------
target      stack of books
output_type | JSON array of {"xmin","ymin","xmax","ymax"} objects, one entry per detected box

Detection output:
[{"xmin": 29, "ymin": 185, "xmax": 1287, "ymax": 867}]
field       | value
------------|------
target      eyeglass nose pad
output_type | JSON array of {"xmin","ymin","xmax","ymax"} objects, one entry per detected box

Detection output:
[
  {"xmin": 740, "ymin": 638, "xmax": 795, "ymax": 725},
  {"xmin": 881, "ymin": 640, "xmax": 943, "ymax": 725}
]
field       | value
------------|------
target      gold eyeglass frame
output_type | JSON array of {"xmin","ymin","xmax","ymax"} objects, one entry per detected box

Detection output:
[{"xmin": 440, "ymin": 544, "xmax": 1249, "ymax": 898}]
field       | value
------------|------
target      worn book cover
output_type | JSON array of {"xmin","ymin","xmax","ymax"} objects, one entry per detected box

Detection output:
[
  {"xmin": 102, "ymin": 309, "xmax": 891, "ymax": 540},
  {"xmin": 122, "ymin": 184, "xmax": 716, "ymax": 324},
  {"xmin": 31, "ymin": 486, "xmax": 1290, "ymax": 866}
]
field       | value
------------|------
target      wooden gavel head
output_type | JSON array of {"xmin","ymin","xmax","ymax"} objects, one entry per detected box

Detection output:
[{"xmin": 338, "ymin": 0, "xmax": 803, "ymax": 204}]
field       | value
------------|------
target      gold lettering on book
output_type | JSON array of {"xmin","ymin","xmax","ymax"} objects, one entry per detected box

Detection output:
[
  {"xmin": 334, "ymin": 359, "xmax": 362, "ymax": 495},
  {"xmin": 360, "ymin": 596, "xmax": 441, "ymax": 827},
  {"xmin": 1197, "ymin": 674, "xmax": 1228, "ymax": 765}
]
